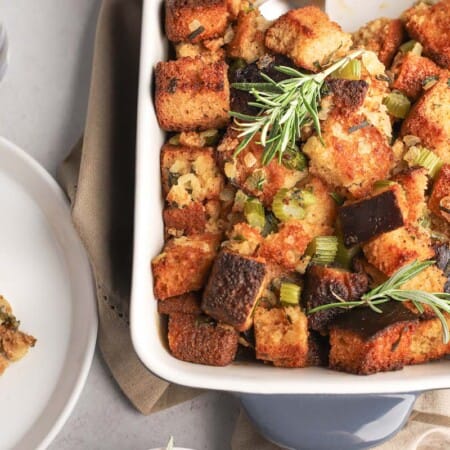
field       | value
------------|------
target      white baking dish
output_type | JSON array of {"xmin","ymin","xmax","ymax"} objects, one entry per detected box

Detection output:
[{"xmin": 130, "ymin": 0, "xmax": 450, "ymax": 395}]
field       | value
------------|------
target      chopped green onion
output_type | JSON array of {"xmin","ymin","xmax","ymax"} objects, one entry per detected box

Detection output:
[
  {"xmin": 272, "ymin": 188, "xmax": 306, "ymax": 222},
  {"xmin": 332, "ymin": 59, "xmax": 361, "ymax": 81},
  {"xmin": 399, "ymin": 40, "xmax": 423, "ymax": 56},
  {"xmin": 244, "ymin": 198, "xmax": 266, "ymax": 230},
  {"xmin": 329, "ymin": 192, "xmax": 344, "ymax": 205},
  {"xmin": 280, "ymin": 282, "xmax": 301, "ymax": 305},
  {"xmin": 169, "ymin": 134, "xmax": 180, "ymax": 145},
  {"xmin": 383, "ymin": 92, "xmax": 411, "ymax": 119},
  {"xmin": 282, "ymin": 149, "xmax": 308, "ymax": 171},
  {"xmin": 306, "ymin": 236, "xmax": 338, "ymax": 265},
  {"xmin": 404, "ymin": 146, "xmax": 443, "ymax": 178}
]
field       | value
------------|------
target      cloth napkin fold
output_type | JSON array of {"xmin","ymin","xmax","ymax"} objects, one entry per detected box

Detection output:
[{"xmin": 57, "ymin": 0, "xmax": 450, "ymax": 448}]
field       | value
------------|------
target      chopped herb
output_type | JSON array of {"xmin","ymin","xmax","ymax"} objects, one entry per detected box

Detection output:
[
  {"xmin": 348, "ymin": 120, "xmax": 370, "ymax": 133},
  {"xmin": 329, "ymin": 192, "xmax": 344, "ymax": 205},
  {"xmin": 187, "ymin": 25, "xmax": 205, "ymax": 41},
  {"xmin": 168, "ymin": 172, "xmax": 180, "ymax": 187},
  {"xmin": 376, "ymin": 73, "xmax": 392, "ymax": 83},
  {"xmin": 262, "ymin": 211, "xmax": 278, "ymax": 237},
  {"xmin": 168, "ymin": 78, "xmax": 178, "ymax": 93},
  {"xmin": 256, "ymin": 176, "xmax": 266, "ymax": 191},
  {"xmin": 422, "ymin": 75, "xmax": 439, "ymax": 87}
]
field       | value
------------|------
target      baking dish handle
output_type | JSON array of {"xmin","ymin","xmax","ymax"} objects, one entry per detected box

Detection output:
[{"xmin": 239, "ymin": 392, "xmax": 419, "ymax": 450}]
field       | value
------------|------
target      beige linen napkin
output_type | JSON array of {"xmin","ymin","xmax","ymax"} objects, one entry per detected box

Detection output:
[{"xmin": 58, "ymin": 0, "xmax": 450, "ymax": 447}]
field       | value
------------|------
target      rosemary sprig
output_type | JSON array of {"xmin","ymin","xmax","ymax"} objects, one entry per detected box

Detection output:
[
  {"xmin": 230, "ymin": 50, "xmax": 364, "ymax": 165},
  {"xmin": 308, "ymin": 260, "xmax": 450, "ymax": 343}
]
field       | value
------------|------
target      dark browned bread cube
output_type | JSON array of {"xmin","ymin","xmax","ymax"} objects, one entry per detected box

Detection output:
[{"xmin": 158, "ymin": 292, "xmax": 202, "ymax": 315}]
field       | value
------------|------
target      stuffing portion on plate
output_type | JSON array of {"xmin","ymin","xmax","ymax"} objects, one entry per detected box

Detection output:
[{"xmin": 152, "ymin": 0, "xmax": 450, "ymax": 374}]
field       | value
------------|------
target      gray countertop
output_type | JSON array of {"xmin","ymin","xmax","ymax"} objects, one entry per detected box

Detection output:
[{"xmin": 0, "ymin": 1, "xmax": 240, "ymax": 448}]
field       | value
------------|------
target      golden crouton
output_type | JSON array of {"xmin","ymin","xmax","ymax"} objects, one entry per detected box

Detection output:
[
  {"xmin": 265, "ymin": 7, "xmax": 352, "ymax": 72},
  {"xmin": 155, "ymin": 57, "xmax": 230, "ymax": 131},
  {"xmin": 168, "ymin": 313, "xmax": 238, "ymax": 366},
  {"xmin": 352, "ymin": 18, "xmax": 405, "ymax": 67},
  {"xmin": 403, "ymin": 0, "xmax": 450, "ymax": 69},
  {"xmin": 303, "ymin": 111, "xmax": 394, "ymax": 199},
  {"xmin": 217, "ymin": 129, "xmax": 305, "ymax": 207},
  {"xmin": 393, "ymin": 167, "xmax": 428, "ymax": 225},
  {"xmin": 392, "ymin": 53, "xmax": 445, "ymax": 100},
  {"xmin": 304, "ymin": 265, "xmax": 369, "ymax": 332},
  {"xmin": 429, "ymin": 164, "xmax": 450, "ymax": 222},
  {"xmin": 401, "ymin": 80, "xmax": 450, "ymax": 164},
  {"xmin": 161, "ymin": 144, "xmax": 224, "ymax": 206},
  {"xmin": 152, "ymin": 234, "xmax": 221, "ymax": 299},
  {"xmin": 202, "ymin": 250, "xmax": 268, "ymax": 331},
  {"xmin": 254, "ymin": 305, "xmax": 319, "ymax": 368},
  {"xmin": 164, "ymin": 203, "xmax": 207, "ymax": 237},
  {"xmin": 158, "ymin": 292, "xmax": 202, "ymax": 315},
  {"xmin": 363, "ymin": 225, "xmax": 434, "ymax": 276},
  {"xmin": 165, "ymin": 0, "xmax": 231, "ymax": 43},
  {"xmin": 227, "ymin": 9, "xmax": 270, "ymax": 63},
  {"xmin": 329, "ymin": 303, "xmax": 450, "ymax": 374}
]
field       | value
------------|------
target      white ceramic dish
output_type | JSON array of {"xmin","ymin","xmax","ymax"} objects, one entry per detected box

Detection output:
[
  {"xmin": 0, "ymin": 137, "xmax": 97, "ymax": 449},
  {"xmin": 131, "ymin": 0, "xmax": 450, "ymax": 395}
]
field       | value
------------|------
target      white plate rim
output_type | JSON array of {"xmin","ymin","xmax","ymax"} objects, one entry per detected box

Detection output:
[{"xmin": 0, "ymin": 135, "xmax": 98, "ymax": 449}]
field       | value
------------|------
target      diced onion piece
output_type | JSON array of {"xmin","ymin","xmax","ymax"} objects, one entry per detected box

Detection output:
[
  {"xmin": 244, "ymin": 198, "xmax": 266, "ymax": 230},
  {"xmin": 404, "ymin": 146, "xmax": 443, "ymax": 178},
  {"xmin": 272, "ymin": 188, "xmax": 306, "ymax": 222},
  {"xmin": 307, "ymin": 236, "xmax": 338, "ymax": 265},
  {"xmin": 383, "ymin": 92, "xmax": 411, "ymax": 119},
  {"xmin": 399, "ymin": 40, "xmax": 423, "ymax": 56},
  {"xmin": 280, "ymin": 282, "xmax": 301, "ymax": 306},
  {"xmin": 169, "ymin": 134, "xmax": 180, "ymax": 145},
  {"xmin": 332, "ymin": 59, "xmax": 361, "ymax": 81}
]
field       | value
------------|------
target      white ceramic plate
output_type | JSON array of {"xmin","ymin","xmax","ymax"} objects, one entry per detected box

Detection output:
[
  {"xmin": 0, "ymin": 137, "xmax": 97, "ymax": 449},
  {"xmin": 131, "ymin": 0, "xmax": 450, "ymax": 395}
]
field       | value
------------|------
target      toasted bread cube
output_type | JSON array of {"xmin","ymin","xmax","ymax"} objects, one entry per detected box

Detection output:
[
  {"xmin": 227, "ymin": 9, "xmax": 270, "ymax": 63},
  {"xmin": 254, "ymin": 305, "xmax": 311, "ymax": 368},
  {"xmin": 224, "ymin": 222, "xmax": 264, "ymax": 257},
  {"xmin": 392, "ymin": 53, "xmax": 445, "ymax": 100},
  {"xmin": 152, "ymin": 234, "xmax": 220, "ymax": 299},
  {"xmin": 363, "ymin": 225, "xmax": 434, "ymax": 276},
  {"xmin": 217, "ymin": 129, "xmax": 305, "ymax": 206},
  {"xmin": 161, "ymin": 144, "xmax": 224, "ymax": 206},
  {"xmin": 265, "ymin": 7, "xmax": 352, "ymax": 72},
  {"xmin": 304, "ymin": 265, "xmax": 369, "ymax": 332},
  {"xmin": 352, "ymin": 18, "xmax": 405, "ymax": 67},
  {"xmin": 155, "ymin": 57, "xmax": 230, "ymax": 131},
  {"xmin": 168, "ymin": 313, "xmax": 238, "ymax": 366},
  {"xmin": 202, "ymin": 250, "xmax": 268, "ymax": 331},
  {"xmin": 165, "ymin": 0, "xmax": 231, "ymax": 43},
  {"xmin": 403, "ymin": 0, "xmax": 450, "ymax": 69},
  {"xmin": 164, "ymin": 202, "xmax": 208, "ymax": 236},
  {"xmin": 303, "ymin": 112, "xmax": 394, "ymax": 199},
  {"xmin": 326, "ymin": 79, "xmax": 369, "ymax": 112},
  {"xmin": 401, "ymin": 80, "xmax": 450, "ymax": 164},
  {"xmin": 158, "ymin": 292, "xmax": 202, "ymax": 315},
  {"xmin": 429, "ymin": 164, "xmax": 450, "ymax": 221}
]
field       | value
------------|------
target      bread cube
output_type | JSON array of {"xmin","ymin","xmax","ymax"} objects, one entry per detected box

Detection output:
[
  {"xmin": 352, "ymin": 18, "xmax": 405, "ymax": 67},
  {"xmin": 392, "ymin": 53, "xmax": 445, "ymax": 100},
  {"xmin": 326, "ymin": 79, "xmax": 369, "ymax": 112},
  {"xmin": 265, "ymin": 6, "xmax": 352, "ymax": 72},
  {"xmin": 152, "ymin": 234, "xmax": 221, "ymax": 299},
  {"xmin": 168, "ymin": 313, "xmax": 238, "ymax": 366},
  {"xmin": 429, "ymin": 164, "xmax": 450, "ymax": 222},
  {"xmin": 155, "ymin": 57, "xmax": 230, "ymax": 131},
  {"xmin": 403, "ymin": 0, "xmax": 450, "ymax": 69},
  {"xmin": 165, "ymin": 0, "xmax": 231, "ymax": 43},
  {"xmin": 158, "ymin": 292, "xmax": 202, "ymax": 315},
  {"xmin": 202, "ymin": 250, "xmax": 268, "ymax": 331},
  {"xmin": 401, "ymin": 80, "xmax": 450, "ymax": 164},
  {"xmin": 164, "ymin": 202, "xmax": 208, "ymax": 237},
  {"xmin": 362, "ymin": 225, "xmax": 434, "ymax": 277},
  {"xmin": 227, "ymin": 9, "xmax": 270, "ymax": 63},
  {"xmin": 303, "ymin": 111, "xmax": 394, "ymax": 199}
]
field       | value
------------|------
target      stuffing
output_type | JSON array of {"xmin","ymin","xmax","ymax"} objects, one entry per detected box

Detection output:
[
  {"xmin": 403, "ymin": 0, "xmax": 450, "ymax": 69},
  {"xmin": 174, "ymin": 42, "xmax": 225, "ymax": 61},
  {"xmin": 429, "ymin": 164, "xmax": 450, "ymax": 222},
  {"xmin": 227, "ymin": 9, "xmax": 271, "ymax": 63},
  {"xmin": 217, "ymin": 129, "xmax": 305, "ymax": 206},
  {"xmin": 164, "ymin": 202, "xmax": 207, "ymax": 236},
  {"xmin": 401, "ymin": 79, "xmax": 450, "ymax": 164},
  {"xmin": 392, "ymin": 53, "xmax": 446, "ymax": 101},
  {"xmin": 152, "ymin": 234, "xmax": 221, "ymax": 299},
  {"xmin": 325, "ymin": 79, "xmax": 369, "ymax": 112},
  {"xmin": 165, "ymin": 0, "xmax": 231, "ymax": 43},
  {"xmin": 352, "ymin": 18, "xmax": 405, "ymax": 67},
  {"xmin": 265, "ymin": 6, "xmax": 352, "ymax": 72},
  {"xmin": 362, "ymin": 225, "xmax": 434, "ymax": 276},
  {"xmin": 158, "ymin": 292, "xmax": 202, "ymax": 315},
  {"xmin": 155, "ymin": 57, "xmax": 230, "ymax": 131},
  {"xmin": 168, "ymin": 313, "xmax": 238, "ymax": 366},
  {"xmin": 161, "ymin": 144, "xmax": 224, "ymax": 206},
  {"xmin": 223, "ymin": 222, "xmax": 263, "ymax": 256},
  {"xmin": 303, "ymin": 111, "xmax": 394, "ymax": 199},
  {"xmin": 202, "ymin": 250, "xmax": 268, "ymax": 331},
  {"xmin": 253, "ymin": 305, "xmax": 311, "ymax": 367},
  {"xmin": 401, "ymin": 265, "xmax": 447, "ymax": 293}
]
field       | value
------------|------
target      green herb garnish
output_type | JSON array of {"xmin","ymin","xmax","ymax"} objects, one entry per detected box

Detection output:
[
  {"xmin": 230, "ymin": 50, "xmax": 365, "ymax": 165},
  {"xmin": 308, "ymin": 260, "xmax": 450, "ymax": 343},
  {"xmin": 348, "ymin": 120, "xmax": 370, "ymax": 134}
]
